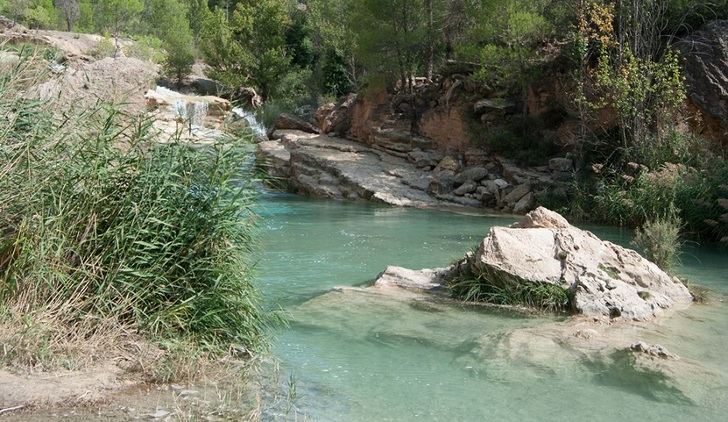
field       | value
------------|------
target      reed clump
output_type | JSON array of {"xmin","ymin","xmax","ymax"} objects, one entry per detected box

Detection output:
[{"xmin": 0, "ymin": 48, "xmax": 274, "ymax": 375}]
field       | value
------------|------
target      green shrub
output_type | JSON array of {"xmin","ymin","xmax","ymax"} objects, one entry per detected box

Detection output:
[
  {"xmin": 632, "ymin": 208, "xmax": 683, "ymax": 272},
  {"xmin": 125, "ymin": 35, "xmax": 167, "ymax": 63},
  {"xmin": 92, "ymin": 36, "xmax": 117, "ymax": 58},
  {"xmin": 0, "ymin": 49, "xmax": 275, "ymax": 356},
  {"xmin": 481, "ymin": 116, "xmax": 560, "ymax": 166}
]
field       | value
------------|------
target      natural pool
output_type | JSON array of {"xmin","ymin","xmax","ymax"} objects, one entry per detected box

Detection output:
[{"xmin": 256, "ymin": 192, "xmax": 728, "ymax": 421}]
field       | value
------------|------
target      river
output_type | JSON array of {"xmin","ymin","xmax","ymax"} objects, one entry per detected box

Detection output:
[{"xmin": 256, "ymin": 192, "xmax": 728, "ymax": 421}]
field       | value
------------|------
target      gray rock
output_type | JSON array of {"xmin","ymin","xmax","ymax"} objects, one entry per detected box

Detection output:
[
  {"xmin": 428, "ymin": 172, "xmax": 455, "ymax": 195},
  {"xmin": 273, "ymin": 113, "xmax": 320, "ymax": 134},
  {"xmin": 408, "ymin": 149, "xmax": 444, "ymax": 169},
  {"xmin": 501, "ymin": 183, "xmax": 531, "ymax": 205},
  {"xmin": 453, "ymin": 181, "xmax": 477, "ymax": 196},
  {"xmin": 434, "ymin": 156, "xmax": 460, "ymax": 174},
  {"xmin": 455, "ymin": 166, "xmax": 489, "ymax": 184},
  {"xmin": 512, "ymin": 191, "xmax": 535, "ymax": 214},
  {"xmin": 494, "ymin": 178, "xmax": 510, "ymax": 190},
  {"xmin": 630, "ymin": 342, "xmax": 678, "ymax": 360},
  {"xmin": 259, "ymin": 131, "xmax": 482, "ymax": 209},
  {"xmin": 322, "ymin": 94, "xmax": 357, "ymax": 136},
  {"xmin": 512, "ymin": 206, "xmax": 570, "ymax": 229},
  {"xmin": 679, "ymin": 20, "xmax": 728, "ymax": 131},
  {"xmin": 472, "ymin": 208, "xmax": 693, "ymax": 320},
  {"xmin": 373, "ymin": 266, "xmax": 452, "ymax": 294}
]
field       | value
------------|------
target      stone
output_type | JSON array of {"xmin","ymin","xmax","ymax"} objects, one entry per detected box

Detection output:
[
  {"xmin": 512, "ymin": 206, "xmax": 570, "ymax": 229},
  {"xmin": 548, "ymin": 157, "xmax": 573, "ymax": 172},
  {"xmin": 408, "ymin": 149, "xmax": 444, "ymax": 169},
  {"xmin": 273, "ymin": 113, "xmax": 319, "ymax": 134},
  {"xmin": 472, "ymin": 208, "xmax": 693, "ymax": 320},
  {"xmin": 453, "ymin": 181, "xmax": 477, "ymax": 196},
  {"xmin": 428, "ymin": 172, "xmax": 456, "ymax": 195},
  {"xmin": 454, "ymin": 166, "xmax": 489, "ymax": 184},
  {"xmin": 322, "ymin": 93, "xmax": 357, "ymax": 135},
  {"xmin": 630, "ymin": 342, "xmax": 678, "ymax": 360},
  {"xmin": 434, "ymin": 156, "xmax": 460, "ymax": 174},
  {"xmin": 259, "ymin": 131, "xmax": 480, "ymax": 209},
  {"xmin": 679, "ymin": 20, "xmax": 728, "ymax": 133},
  {"xmin": 315, "ymin": 102, "xmax": 336, "ymax": 128},
  {"xmin": 373, "ymin": 266, "xmax": 453, "ymax": 294},
  {"xmin": 574, "ymin": 329, "xmax": 599, "ymax": 340},
  {"xmin": 0, "ymin": 51, "xmax": 20, "ymax": 69},
  {"xmin": 512, "ymin": 192, "xmax": 536, "ymax": 214},
  {"xmin": 148, "ymin": 409, "xmax": 170, "ymax": 419},
  {"xmin": 501, "ymin": 183, "xmax": 531, "ymax": 205},
  {"xmin": 493, "ymin": 179, "xmax": 510, "ymax": 190}
]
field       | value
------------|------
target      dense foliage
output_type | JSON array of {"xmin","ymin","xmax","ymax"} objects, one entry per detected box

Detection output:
[{"xmin": 3, "ymin": 0, "xmax": 727, "ymax": 241}]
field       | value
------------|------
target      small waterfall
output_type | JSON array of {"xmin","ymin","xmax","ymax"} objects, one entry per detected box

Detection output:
[
  {"xmin": 155, "ymin": 86, "xmax": 210, "ymax": 128},
  {"xmin": 232, "ymin": 107, "xmax": 267, "ymax": 138}
]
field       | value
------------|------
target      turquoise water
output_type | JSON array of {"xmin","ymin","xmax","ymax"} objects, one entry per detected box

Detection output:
[{"xmin": 256, "ymin": 193, "xmax": 728, "ymax": 421}]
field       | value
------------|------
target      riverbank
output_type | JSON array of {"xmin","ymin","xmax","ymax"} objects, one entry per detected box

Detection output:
[{"xmin": 0, "ymin": 38, "xmax": 275, "ymax": 418}]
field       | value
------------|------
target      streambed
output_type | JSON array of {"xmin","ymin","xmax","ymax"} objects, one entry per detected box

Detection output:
[{"xmin": 257, "ymin": 193, "xmax": 728, "ymax": 421}]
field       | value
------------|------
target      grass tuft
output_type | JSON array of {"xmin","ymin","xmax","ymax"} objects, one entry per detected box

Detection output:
[{"xmin": 446, "ymin": 258, "xmax": 571, "ymax": 312}]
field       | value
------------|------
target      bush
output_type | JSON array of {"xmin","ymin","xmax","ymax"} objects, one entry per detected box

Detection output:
[
  {"xmin": 92, "ymin": 36, "xmax": 117, "ymax": 58},
  {"xmin": 125, "ymin": 35, "xmax": 167, "ymax": 63},
  {"xmin": 481, "ymin": 116, "xmax": 561, "ymax": 166},
  {"xmin": 0, "ymin": 49, "xmax": 274, "ymax": 358},
  {"xmin": 632, "ymin": 208, "xmax": 683, "ymax": 272}
]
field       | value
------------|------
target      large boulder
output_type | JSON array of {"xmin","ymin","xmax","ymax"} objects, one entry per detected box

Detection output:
[
  {"xmin": 679, "ymin": 20, "xmax": 728, "ymax": 137},
  {"xmin": 272, "ymin": 113, "xmax": 320, "ymax": 135},
  {"xmin": 472, "ymin": 208, "xmax": 693, "ymax": 320}
]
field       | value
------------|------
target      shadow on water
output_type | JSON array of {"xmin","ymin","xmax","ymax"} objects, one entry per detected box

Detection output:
[{"xmin": 582, "ymin": 350, "xmax": 695, "ymax": 405}]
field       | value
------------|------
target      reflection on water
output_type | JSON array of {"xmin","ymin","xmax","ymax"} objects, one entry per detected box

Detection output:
[{"xmin": 256, "ymin": 193, "xmax": 728, "ymax": 421}]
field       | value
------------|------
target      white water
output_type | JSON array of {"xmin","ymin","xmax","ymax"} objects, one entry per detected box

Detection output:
[
  {"xmin": 154, "ymin": 86, "xmax": 210, "ymax": 128},
  {"xmin": 232, "ymin": 106, "xmax": 267, "ymax": 138}
]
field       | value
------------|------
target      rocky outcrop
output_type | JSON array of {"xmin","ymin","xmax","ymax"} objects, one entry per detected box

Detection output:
[
  {"xmin": 32, "ymin": 57, "xmax": 159, "ymax": 113},
  {"xmin": 258, "ymin": 130, "xmax": 486, "ymax": 209},
  {"xmin": 259, "ymin": 125, "xmax": 573, "ymax": 213},
  {"xmin": 680, "ymin": 20, "xmax": 728, "ymax": 140},
  {"xmin": 272, "ymin": 113, "xmax": 320, "ymax": 135},
  {"xmin": 369, "ymin": 207, "xmax": 692, "ymax": 320},
  {"xmin": 473, "ymin": 207, "xmax": 693, "ymax": 320},
  {"xmin": 318, "ymin": 94, "xmax": 357, "ymax": 136}
]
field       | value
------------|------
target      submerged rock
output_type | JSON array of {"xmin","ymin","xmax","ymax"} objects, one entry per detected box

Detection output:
[{"xmin": 473, "ymin": 207, "xmax": 693, "ymax": 320}]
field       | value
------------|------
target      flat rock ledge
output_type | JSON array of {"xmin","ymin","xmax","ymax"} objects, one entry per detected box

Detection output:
[
  {"xmin": 257, "ymin": 130, "xmax": 490, "ymax": 210},
  {"xmin": 370, "ymin": 207, "xmax": 693, "ymax": 321}
]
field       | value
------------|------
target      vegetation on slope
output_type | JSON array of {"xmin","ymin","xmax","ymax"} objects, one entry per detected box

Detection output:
[{"xmin": 0, "ymin": 49, "xmax": 275, "ymax": 375}]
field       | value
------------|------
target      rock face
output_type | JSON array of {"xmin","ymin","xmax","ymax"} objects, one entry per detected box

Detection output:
[
  {"xmin": 473, "ymin": 208, "xmax": 693, "ymax": 320},
  {"xmin": 368, "ymin": 207, "xmax": 692, "ymax": 321},
  {"xmin": 319, "ymin": 94, "xmax": 357, "ymax": 136},
  {"xmin": 272, "ymin": 113, "xmax": 319, "ymax": 135},
  {"xmin": 680, "ymin": 20, "xmax": 728, "ymax": 139},
  {"xmin": 258, "ymin": 130, "xmax": 481, "ymax": 209}
]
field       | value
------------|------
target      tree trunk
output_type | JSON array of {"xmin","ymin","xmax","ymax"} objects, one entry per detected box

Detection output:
[{"xmin": 426, "ymin": 0, "xmax": 434, "ymax": 81}]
